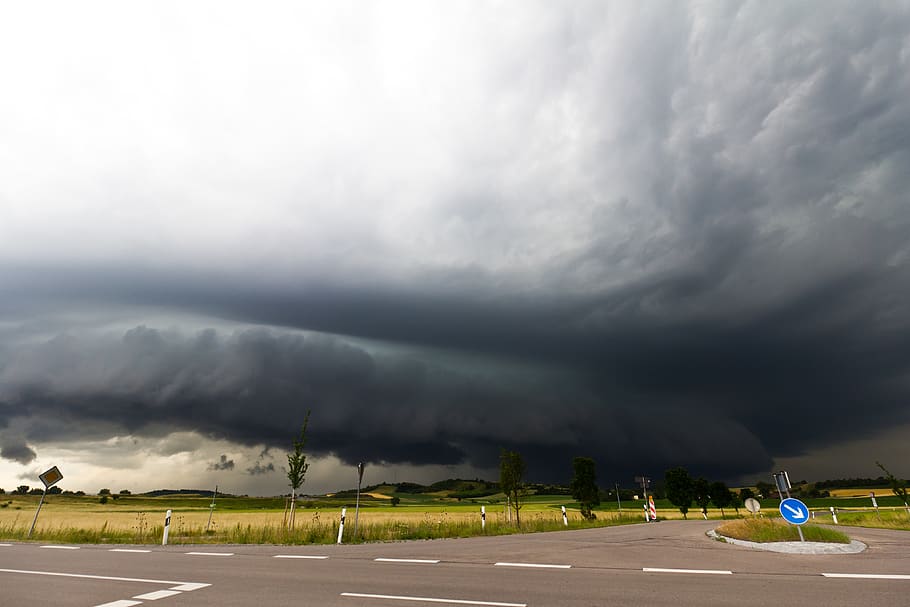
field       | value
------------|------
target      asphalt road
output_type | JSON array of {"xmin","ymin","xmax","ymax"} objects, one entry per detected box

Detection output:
[{"xmin": 2, "ymin": 521, "xmax": 908, "ymax": 607}]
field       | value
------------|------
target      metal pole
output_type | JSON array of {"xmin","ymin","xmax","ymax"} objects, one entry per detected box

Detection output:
[
  {"xmin": 205, "ymin": 485, "xmax": 218, "ymax": 533},
  {"xmin": 27, "ymin": 489, "xmax": 47, "ymax": 538},
  {"xmin": 353, "ymin": 462, "xmax": 364, "ymax": 539},
  {"xmin": 615, "ymin": 482, "xmax": 622, "ymax": 513}
]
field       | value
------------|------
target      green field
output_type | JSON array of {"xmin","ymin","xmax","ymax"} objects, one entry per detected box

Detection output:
[{"xmin": 2, "ymin": 483, "xmax": 908, "ymax": 544}]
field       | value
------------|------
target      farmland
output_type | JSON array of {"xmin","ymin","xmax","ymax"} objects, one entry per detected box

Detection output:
[{"xmin": 1, "ymin": 481, "xmax": 908, "ymax": 544}]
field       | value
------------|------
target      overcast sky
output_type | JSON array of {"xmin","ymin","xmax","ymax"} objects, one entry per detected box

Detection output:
[{"xmin": 1, "ymin": 1, "xmax": 909, "ymax": 495}]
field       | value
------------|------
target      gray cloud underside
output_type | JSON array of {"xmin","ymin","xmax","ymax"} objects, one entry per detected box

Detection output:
[{"xmin": 1, "ymin": 2, "xmax": 910, "ymax": 482}]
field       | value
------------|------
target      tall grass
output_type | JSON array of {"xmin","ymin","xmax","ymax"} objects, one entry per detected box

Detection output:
[
  {"xmin": 830, "ymin": 509, "xmax": 910, "ymax": 531},
  {"xmin": 0, "ymin": 510, "xmax": 644, "ymax": 545},
  {"xmin": 716, "ymin": 518, "xmax": 851, "ymax": 544}
]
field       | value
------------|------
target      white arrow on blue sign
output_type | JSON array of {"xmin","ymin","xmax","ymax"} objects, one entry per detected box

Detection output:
[{"xmin": 779, "ymin": 497, "xmax": 809, "ymax": 525}]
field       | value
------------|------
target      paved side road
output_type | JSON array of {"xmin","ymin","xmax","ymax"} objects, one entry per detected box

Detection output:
[{"xmin": 2, "ymin": 521, "xmax": 908, "ymax": 607}]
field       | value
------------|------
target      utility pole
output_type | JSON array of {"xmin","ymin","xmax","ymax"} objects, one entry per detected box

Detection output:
[
  {"xmin": 615, "ymin": 482, "xmax": 622, "ymax": 513},
  {"xmin": 353, "ymin": 462, "xmax": 365, "ymax": 539}
]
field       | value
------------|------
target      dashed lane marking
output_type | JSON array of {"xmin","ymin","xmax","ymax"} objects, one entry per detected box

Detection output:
[
  {"xmin": 822, "ymin": 573, "xmax": 910, "ymax": 580},
  {"xmin": 643, "ymin": 567, "xmax": 733, "ymax": 575},
  {"xmin": 341, "ymin": 593, "xmax": 526, "ymax": 606},
  {"xmin": 274, "ymin": 555, "xmax": 329, "ymax": 559},
  {"xmin": 375, "ymin": 558, "xmax": 441, "ymax": 564},
  {"xmin": 185, "ymin": 551, "xmax": 234, "ymax": 556},
  {"xmin": 94, "ymin": 601, "xmax": 142, "ymax": 607},
  {"xmin": 40, "ymin": 545, "xmax": 80, "ymax": 550},
  {"xmin": 132, "ymin": 589, "xmax": 183, "ymax": 600},
  {"xmin": 110, "ymin": 549, "xmax": 152, "ymax": 553},
  {"xmin": 494, "ymin": 562, "xmax": 571, "ymax": 569}
]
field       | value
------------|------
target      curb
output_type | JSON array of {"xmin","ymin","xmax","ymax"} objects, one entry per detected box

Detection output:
[{"xmin": 706, "ymin": 530, "xmax": 867, "ymax": 554}]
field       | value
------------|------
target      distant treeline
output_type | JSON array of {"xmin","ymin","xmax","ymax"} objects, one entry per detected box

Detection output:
[{"xmin": 814, "ymin": 477, "xmax": 893, "ymax": 489}]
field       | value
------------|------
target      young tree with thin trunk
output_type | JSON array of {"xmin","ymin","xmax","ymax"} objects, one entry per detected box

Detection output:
[
  {"xmin": 286, "ymin": 410, "xmax": 311, "ymax": 529},
  {"xmin": 570, "ymin": 457, "xmax": 600, "ymax": 520},
  {"xmin": 876, "ymin": 461, "xmax": 910, "ymax": 517},
  {"xmin": 500, "ymin": 449, "xmax": 526, "ymax": 527},
  {"xmin": 709, "ymin": 481, "xmax": 733, "ymax": 519},
  {"xmin": 664, "ymin": 467, "xmax": 694, "ymax": 519},
  {"xmin": 694, "ymin": 477, "xmax": 711, "ymax": 519}
]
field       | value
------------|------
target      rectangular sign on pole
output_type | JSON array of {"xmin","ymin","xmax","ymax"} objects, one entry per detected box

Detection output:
[{"xmin": 39, "ymin": 466, "xmax": 63, "ymax": 489}]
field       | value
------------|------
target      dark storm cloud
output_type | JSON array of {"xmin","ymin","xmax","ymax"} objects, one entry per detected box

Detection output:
[
  {"xmin": 208, "ymin": 455, "xmax": 235, "ymax": 471},
  {"xmin": 246, "ymin": 462, "xmax": 275, "ymax": 476},
  {"xmin": 1, "ymin": 2, "xmax": 909, "ymax": 483},
  {"xmin": 0, "ymin": 439, "xmax": 37, "ymax": 465}
]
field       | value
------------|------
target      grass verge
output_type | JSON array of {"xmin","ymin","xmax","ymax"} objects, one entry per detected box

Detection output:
[{"xmin": 715, "ymin": 518, "xmax": 850, "ymax": 544}]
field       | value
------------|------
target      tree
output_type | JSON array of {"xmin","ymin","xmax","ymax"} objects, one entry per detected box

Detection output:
[
  {"xmin": 15, "ymin": 485, "xmax": 29, "ymax": 495},
  {"xmin": 876, "ymin": 461, "xmax": 910, "ymax": 516},
  {"xmin": 119, "ymin": 489, "xmax": 131, "ymax": 495},
  {"xmin": 693, "ymin": 477, "xmax": 711, "ymax": 519},
  {"xmin": 739, "ymin": 487, "xmax": 755, "ymax": 502},
  {"xmin": 500, "ymin": 449, "xmax": 527, "ymax": 526},
  {"xmin": 390, "ymin": 496, "xmax": 400, "ymax": 507},
  {"xmin": 98, "ymin": 488, "xmax": 111, "ymax": 496},
  {"xmin": 664, "ymin": 467, "xmax": 694, "ymax": 519},
  {"xmin": 570, "ymin": 457, "xmax": 600, "ymax": 520},
  {"xmin": 755, "ymin": 481, "xmax": 775, "ymax": 499},
  {"xmin": 709, "ymin": 481, "xmax": 733, "ymax": 519},
  {"xmin": 286, "ymin": 410, "xmax": 311, "ymax": 529}
]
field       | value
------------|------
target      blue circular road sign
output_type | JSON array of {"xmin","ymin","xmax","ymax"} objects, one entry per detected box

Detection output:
[{"xmin": 779, "ymin": 497, "xmax": 809, "ymax": 525}]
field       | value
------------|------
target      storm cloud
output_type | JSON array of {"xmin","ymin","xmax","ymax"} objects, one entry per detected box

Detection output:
[{"xmin": 1, "ymin": 1, "xmax": 909, "ymax": 488}]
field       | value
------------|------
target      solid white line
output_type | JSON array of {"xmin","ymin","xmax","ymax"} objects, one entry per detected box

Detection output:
[
  {"xmin": 110, "ymin": 549, "xmax": 152, "ymax": 553},
  {"xmin": 375, "ymin": 558, "xmax": 441, "ymax": 564},
  {"xmin": 0, "ymin": 543, "xmax": 12, "ymax": 547},
  {"xmin": 132, "ymin": 590, "xmax": 183, "ymax": 600},
  {"xmin": 40, "ymin": 545, "xmax": 80, "ymax": 550},
  {"xmin": 94, "ymin": 601, "xmax": 142, "ymax": 607},
  {"xmin": 185, "ymin": 551, "xmax": 234, "ymax": 556},
  {"xmin": 341, "ymin": 593, "xmax": 526, "ymax": 607},
  {"xmin": 170, "ymin": 583, "xmax": 211, "ymax": 591},
  {"xmin": 0, "ymin": 568, "xmax": 193, "ymax": 586},
  {"xmin": 822, "ymin": 573, "xmax": 910, "ymax": 580},
  {"xmin": 274, "ymin": 555, "xmax": 329, "ymax": 559},
  {"xmin": 644, "ymin": 567, "xmax": 733, "ymax": 575},
  {"xmin": 494, "ymin": 562, "xmax": 571, "ymax": 569}
]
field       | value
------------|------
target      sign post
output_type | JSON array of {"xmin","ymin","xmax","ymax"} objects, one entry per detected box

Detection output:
[
  {"xmin": 773, "ymin": 470, "xmax": 805, "ymax": 542},
  {"xmin": 205, "ymin": 485, "xmax": 218, "ymax": 533},
  {"xmin": 28, "ymin": 466, "xmax": 63, "ymax": 538}
]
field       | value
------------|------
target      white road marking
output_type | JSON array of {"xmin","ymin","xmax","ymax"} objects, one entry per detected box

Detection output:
[
  {"xmin": 40, "ymin": 545, "xmax": 80, "ymax": 550},
  {"xmin": 132, "ymin": 590, "xmax": 183, "ymax": 600},
  {"xmin": 274, "ymin": 555, "xmax": 329, "ymax": 559},
  {"xmin": 643, "ymin": 567, "xmax": 733, "ymax": 575},
  {"xmin": 185, "ymin": 551, "xmax": 234, "ymax": 556},
  {"xmin": 110, "ymin": 549, "xmax": 152, "ymax": 553},
  {"xmin": 0, "ymin": 543, "xmax": 12, "ymax": 547},
  {"xmin": 494, "ymin": 562, "xmax": 571, "ymax": 569},
  {"xmin": 94, "ymin": 601, "xmax": 142, "ymax": 607},
  {"xmin": 341, "ymin": 593, "xmax": 526, "ymax": 607},
  {"xmin": 375, "ymin": 558, "xmax": 441, "ymax": 564},
  {"xmin": 170, "ymin": 582, "xmax": 211, "ymax": 591},
  {"xmin": 0, "ymin": 568, "xmax": 204, "ymax": 587},
  {"xmin": 822, "ymin": 573, "xmax": 910, "ymax": 580}
]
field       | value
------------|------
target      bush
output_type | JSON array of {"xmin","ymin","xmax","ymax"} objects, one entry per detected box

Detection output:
[{"xmin": 99, "ymin": 496, "xmax": 108, "ymax": 504}]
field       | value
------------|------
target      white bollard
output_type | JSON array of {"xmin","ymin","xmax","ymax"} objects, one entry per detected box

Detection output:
[
  {"xmin": 561, "ymin": 505, "xmax": 568, "ymax": 526},
  {"xmin": 162, "ymin": 509, "xmax": 172, "ymax": 545},
  {"xmin": 481, "ymin": 506, "xmax": 486, "ymax": 531},
  {"xmin": 643, "ymin": 504, "xmax": 649, "ymax": 522},
  {"xmin": 337, "ymin": 507, "xmax": 347, "ymax": 544},
  {"xmin": 830, "ymin": 506, "xmax": 838, "ymax": 525}
]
